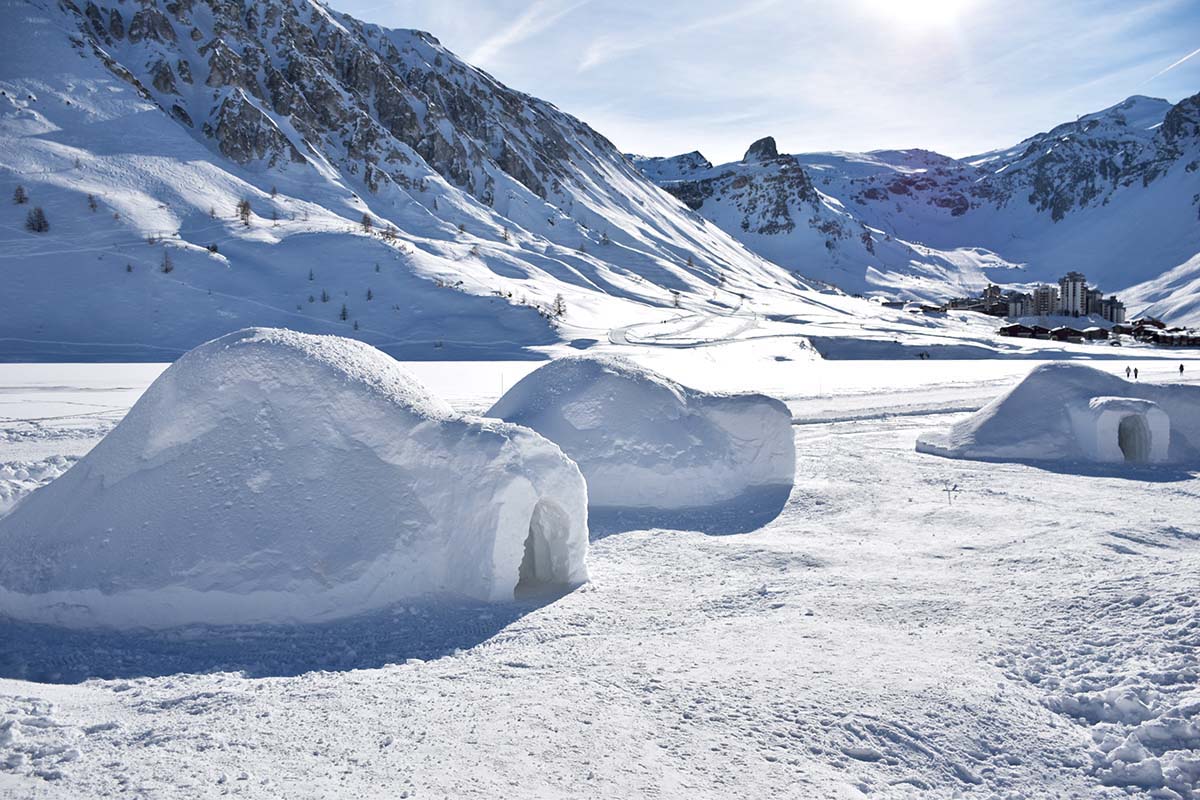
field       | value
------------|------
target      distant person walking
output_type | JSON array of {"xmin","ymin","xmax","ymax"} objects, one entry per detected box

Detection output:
[
  {"xmin": 1126, "ymin": 366, "xmax": 1132, "ymax": 379},
  {"xmin": 1134, "ymin": 367, "xmax": 1139, "ymax": 380},
  {"xmin": 1181, "ymin": 364, "xmax": 1186, "ymax": 377}
]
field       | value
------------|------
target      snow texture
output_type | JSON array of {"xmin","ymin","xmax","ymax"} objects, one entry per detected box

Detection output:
[
  {"xmin": 0, "ymin": 329, "xmax": 588, "ymax": 629},
  {"xmin": 917, "ymin": 362, "xmax": 1200, "ymax": 465},
  {"xmin": 487, "ymin": 355, "xmax": 795, "ymax": 511}
]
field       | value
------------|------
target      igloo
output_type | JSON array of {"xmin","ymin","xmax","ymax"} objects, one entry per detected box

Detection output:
[
  {"xmin": 0, "ymin": 329, "xmax": 588, "ymax": 629},
  {"xmin": 917, "ymin": 363, "xmax": 1200, "ymax": 466},
  {"xmin": 486, "ymin": 356, "xmax": 795, "ymax": 511}
]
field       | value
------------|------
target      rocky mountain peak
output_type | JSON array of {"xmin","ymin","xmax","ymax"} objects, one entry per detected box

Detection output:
[{"xmin": 744, "ymin": 136, "xmax": 779, "ymax": 162}]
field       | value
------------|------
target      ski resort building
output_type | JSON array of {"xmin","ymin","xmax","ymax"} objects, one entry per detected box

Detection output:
[{"xmin": 1059, "ymin": 272, "xmax": 1089, "ymax": 316}]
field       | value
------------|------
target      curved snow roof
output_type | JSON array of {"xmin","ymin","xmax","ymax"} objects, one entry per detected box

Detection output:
[
  {"xmin": 488, "ymin": 355, "xmax": 795, "ymax": 511},
  {"xmin": 917, "ymin": 363, "xmax": 1200, "ymax": 464},
  {"xmin": 0, "ymin": 329, "xmax": 589, "ymax": 629}
]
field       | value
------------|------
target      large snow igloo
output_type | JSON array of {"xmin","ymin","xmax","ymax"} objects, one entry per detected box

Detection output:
[
  {"xmin": 0, "ymin": 329, "xmax": 589, "ymax": 629},
  {"xmin": 487, "ymin": 355, "xmax": 796, "ymax": 511},
  {"xmin": 916, "ymin": 363, "xmax": 1200, "ymax": 466}
]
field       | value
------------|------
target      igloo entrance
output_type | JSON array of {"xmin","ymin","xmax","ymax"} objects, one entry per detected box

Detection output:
[
  {"xmin": 516, "ymin": 498, "xmax": 573, "ymax": 598},
  {"xmin": 1118, "ymin": 414, "xmax": 1152, "ymax": 463}
]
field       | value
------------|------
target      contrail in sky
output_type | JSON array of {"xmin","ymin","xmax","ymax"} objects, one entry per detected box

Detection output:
[{"xmin": 1144, "ymin": 45, "xmax": 1200, "ymax": 84}]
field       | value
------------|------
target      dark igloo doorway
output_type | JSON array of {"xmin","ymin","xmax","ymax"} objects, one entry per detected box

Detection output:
[
  {"xmin": 1118, "ymin": 414, "xmax": 1152, "ymax": 463},
  {"xmin": 516, "ymin": 498, "xmax": 572, "ymax": 598}
]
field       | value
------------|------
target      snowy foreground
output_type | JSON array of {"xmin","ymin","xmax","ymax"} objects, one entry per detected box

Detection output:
[{"xmin": 2, "ymin": 355, "xmax": 1200, "ymax": 798}]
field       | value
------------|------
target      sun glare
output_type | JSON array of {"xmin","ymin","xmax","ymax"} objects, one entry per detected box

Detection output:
[{"xmin": 860, "ymin": 0, "xmax": 973, "ymax": 31}]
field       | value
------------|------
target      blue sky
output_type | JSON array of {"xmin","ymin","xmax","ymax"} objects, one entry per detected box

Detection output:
[{"xmin": 340, "ymin": 0, "xmax": 1200, "ymax": 163}]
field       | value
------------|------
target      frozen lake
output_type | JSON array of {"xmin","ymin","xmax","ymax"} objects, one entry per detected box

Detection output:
[{"xmin": 1, "ymin": 356, "xmax": 1199, "ymax": 798}]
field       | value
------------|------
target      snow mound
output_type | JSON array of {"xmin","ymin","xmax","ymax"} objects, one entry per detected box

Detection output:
[
  {"xmin": 0, "ymin": 329, "xmax": 588, "ymax": 629},
  {"xmin": 486, "ymin": 356, "xmax": 795, "ymax": 510},
  {"xmin": 916, "ymin": 363, "xmax": 1200, "ymax": 465}
]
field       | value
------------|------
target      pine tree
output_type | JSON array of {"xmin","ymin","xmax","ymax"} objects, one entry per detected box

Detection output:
[
  {"xmin": 321, "ymin": 289, "xmax": 329, "ymax": 303},
  {"xmin": 160, "ymin": 249, "xmax": 174, "ymax": 273},
  {"xmin": 13, "ymin": 185, "xmax": 27, "ymax": 205},
  {"xmin": 361, "ymin": 213, "xmax": 373, "ymax": 233},
  {"xmin": 236, "ymin": 198, "xmax": 252, "ymax": 226},
  {"xmin": 308, "ymin": 268, "xmax": 314, "ymax": 281},
  {"xmin": 339, "ymin": 303, "xmax": 348, "ymax": 321},
  {"xmin": 308, "ymin": 294, "xmax": 315, "ymax": 303},
  {"xmin": 552, "ymin": 293, "xmax": 567, "ymax": 318},
  {"xmin": 24, "ymin": 206, "xmax": 48, "ymax": 233},
  {"xmin": 374, "ymin": 263, "xmax": 380, "ymax": 273},
  {"xmin": 353, "ymin": 320, "xmax": 359, "ymax": 331},
  {"xmin": 87, "ymin": 194, "xmax": 98, "ymax": 212},
  {"xmin": 126, "ymin": 263, "xmax": 133, "ymax": 273},
  {"xmin": 366, "ymin": 288, "xmax": 373, "ymax": 301}
]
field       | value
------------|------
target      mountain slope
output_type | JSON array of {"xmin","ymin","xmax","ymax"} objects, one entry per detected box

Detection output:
[
  {"xmin": 634, "ymin": 95, "xmax": 1200, "ymax": 318},
  {"xmin": 0, "ymin": 0, "xmax": 833, "ymax": 360}
]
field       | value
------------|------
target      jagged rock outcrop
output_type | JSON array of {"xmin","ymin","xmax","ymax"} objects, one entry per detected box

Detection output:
[
  {"xmin": 744, "ymin": 136, "xmax": 779, "ymax": 162},
  {"xmin": 205, "ymin": 92, "xmax": 304, "ymax": 165}
]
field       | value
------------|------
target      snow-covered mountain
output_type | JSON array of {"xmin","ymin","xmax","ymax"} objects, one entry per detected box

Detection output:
[
  {"xmin": 0, "ymin": 0, "xmax": 836, "ymax": 360},
  {"xmin": 629, "ymin": 138, "xmax": 1022, "ymax": 301},
  {"xmin": 634, "ymin": 94, "xmax": 1200, "ymax": 320}
]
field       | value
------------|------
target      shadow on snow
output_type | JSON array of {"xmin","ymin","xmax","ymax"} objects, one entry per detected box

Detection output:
[
  {"xmin": 588, "ymin": 484, "xmax": 792, "ymax": 539},
  {"xmin": 0, "ymin": 588, "xmax": 576, "ymax": 685}
]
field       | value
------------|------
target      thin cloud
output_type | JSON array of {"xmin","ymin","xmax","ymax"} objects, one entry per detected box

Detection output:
[
  {"xmin": 469, "ymin": 0, "xmax": 588, "ymax": 66},
  {"xmin": 1143, "ymin": 44, "xmax": 1200, "ymax": 84},
  {"xmin": 580, "ymin": 0, "xmax": 781, "ymax": 71}
]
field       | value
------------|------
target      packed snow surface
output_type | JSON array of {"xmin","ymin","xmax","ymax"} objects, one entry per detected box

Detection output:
[
  {"xmin": 487, "ymin": 355, "xmax": 795, "ymax": 511},
  {"xmin": 1, "ymin": 357, "xmax": 1199, "ymax": 798},
  {"xmin": 917, "ymin": 363, "xmax": 1200, "ymax": 465},
  {"xmin": 0, "ymin": 329, "xmax": 588, "ymax": 629}
]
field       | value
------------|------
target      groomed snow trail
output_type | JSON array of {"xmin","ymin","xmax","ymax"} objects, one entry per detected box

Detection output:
[{"xmin": 0, "ymin": 360, "xmax": 1198, "ymax": 798}]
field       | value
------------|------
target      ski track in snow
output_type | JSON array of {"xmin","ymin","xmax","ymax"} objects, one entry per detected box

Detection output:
[{"xmin": 0, "ymin": 360, "xmax": 1198, "ymax": 798}]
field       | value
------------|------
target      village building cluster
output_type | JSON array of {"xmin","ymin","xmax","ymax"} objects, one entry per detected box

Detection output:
[
  {"xmin": 878, "ymin": 270, "xmax": 1197, "ymax": 349},
  {"xmin": 940, "ymin": 272, "xmax": 1127, "ymax": 323}
]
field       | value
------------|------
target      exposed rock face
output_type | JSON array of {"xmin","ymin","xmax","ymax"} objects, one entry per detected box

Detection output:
[
  {"xmin": 1158, "ymin": 92, "xmax": 1200, "ymax": 162},
  {"xmin": 744, "ymin": 136, "xmax": 779, "ymax": 162},
  {"xmin": 59, "ymin": 0, "xmax": 642, "ymax": 207},
  {"xmin": 127, "ymin": 6, "xmax": 176, "ymax": 43},
  {"xmin": 207, "ymin": 92, "xmax": 305, "ymax": 166},
  {"xmin": 646, "ymin": 153, "xmax": 819, "ymax": 235},
  {"xmin": 150, "ymin": 59, "xmax": 176, "ymax": 94}
]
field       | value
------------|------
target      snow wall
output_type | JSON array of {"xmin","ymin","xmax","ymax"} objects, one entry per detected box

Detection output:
[
  {"xmin": 0, "ymin": 329, "xmax": 589, "ymax": 629},
  {"xmin": 486, "ymin": 355, "xmax": 796, "ymax": 510},
  {"xmin": 916, "ymin": 363, "xmax": 1200, "ymax": 465}
]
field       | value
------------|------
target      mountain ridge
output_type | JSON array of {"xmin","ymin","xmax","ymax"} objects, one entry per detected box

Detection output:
[{"xmin": 632, "ymin": 92, "xmax": 1200, "ymax": 320}]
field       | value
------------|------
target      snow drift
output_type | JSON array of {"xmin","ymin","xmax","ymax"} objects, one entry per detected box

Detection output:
[
  {"xmin": 916, "ymin": 363, "xmax": 1200, "ymax": 465},
  {"xmin": 487, "ymin": 356, "xmax": 795, "ymax": 511},
  {"xmin": 0, "ymin": 329, "xmax": 588, "ymax": 629}
]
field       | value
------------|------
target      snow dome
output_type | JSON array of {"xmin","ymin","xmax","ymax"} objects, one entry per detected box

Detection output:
[
  {"xmin": 0, "ymin": 329, "xmax": 589, "ymax": 629},
  {"xmin": 917, "ymin": 363, "xmax": 1200, "ymax": 465},
  {"xmin": 487, "ymin": 356, "xmax": 795, "ymax": 511}
]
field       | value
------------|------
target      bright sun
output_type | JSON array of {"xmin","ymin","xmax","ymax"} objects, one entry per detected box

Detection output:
[{"xmin": 860, "ymin": 0, "xmax": 973, "ymax": 32}]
